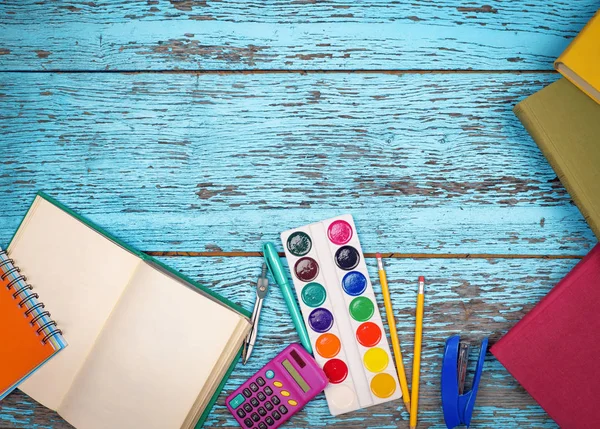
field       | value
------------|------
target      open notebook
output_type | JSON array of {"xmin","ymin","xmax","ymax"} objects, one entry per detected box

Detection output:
[{"xmin": 7, "ymin": 193, "xmax": 251, "ymax": 429}]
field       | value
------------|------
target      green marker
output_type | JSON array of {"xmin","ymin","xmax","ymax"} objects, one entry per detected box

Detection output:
[{"xmin": 262, "ymin": 242, "xmax": 313, "ymax": 354}]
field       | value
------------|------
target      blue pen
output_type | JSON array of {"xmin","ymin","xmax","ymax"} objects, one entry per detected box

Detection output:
[{"xmin": 262, "ymin": 242, "xmax": 313, "ymax": 354}]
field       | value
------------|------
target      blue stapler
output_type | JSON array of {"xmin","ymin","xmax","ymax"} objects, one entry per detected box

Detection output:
[{"xmin": 441, "ymin": 335, "xmax": 488, "ymax": 429}]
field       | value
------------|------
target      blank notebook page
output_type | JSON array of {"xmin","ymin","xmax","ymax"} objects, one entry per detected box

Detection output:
[
  {"xmin": 58, "ymin": 262, "xmax": 244, "ymax": 429},
  {"xmin": 8, "ymin": 197, "xmax": 140, "ymax": 409}
]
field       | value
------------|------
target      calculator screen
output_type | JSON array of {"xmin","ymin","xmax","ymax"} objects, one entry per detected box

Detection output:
[{"xmin": 282, "ymin": 359, "xmax": 310, "ymax": 393}]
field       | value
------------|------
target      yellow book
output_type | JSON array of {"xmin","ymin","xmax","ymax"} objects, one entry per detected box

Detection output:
[{"xmin": 555, "ymin": 11, "xmax": 600, "ymax": 104}]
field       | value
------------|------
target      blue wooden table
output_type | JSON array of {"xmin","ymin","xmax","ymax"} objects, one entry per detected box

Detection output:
[{"xmin": 1, "ymin": 1, "xmax": 598, "ymax": 428}]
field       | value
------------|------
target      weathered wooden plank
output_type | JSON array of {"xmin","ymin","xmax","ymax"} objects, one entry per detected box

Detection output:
[
  {"xmin": 2, "ymin": 0, "xmax": 593, "ymax": 28},
  {"xmin": 0, "ymin": 256, "xmax": 567, "ymax": 428},
  {"xmin": 0, "ymin": 72, "xmax": 595, "ymax": 254},
  {"xmin": 0, "ymin": 0, "xmax": 596, "ymax": 71}
]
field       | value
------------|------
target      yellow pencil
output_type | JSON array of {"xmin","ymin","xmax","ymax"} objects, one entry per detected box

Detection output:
[
  {"xmin": 376, "ymin": 253, "xmax": 410, "ymax": 413},
  {"xmin": 410, "ymin": 276, "xmax": 425, "ymax": 429}
]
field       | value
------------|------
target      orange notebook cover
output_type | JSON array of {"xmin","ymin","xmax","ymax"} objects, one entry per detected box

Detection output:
[{"xmin": 0, "ymin": 248, "xmax": 66, "ymax": 400}]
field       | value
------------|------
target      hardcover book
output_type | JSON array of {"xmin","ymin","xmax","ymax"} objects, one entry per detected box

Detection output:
[
  {"xmin": 491, "ymin": 244, "xmax": 600, "ymax": 428},
  {"xmin": 555, "ymin": 11, "xmax": 600, "ymax": 104},
  {"xmin": 514, "ymin": 78, "xmax": 600, "ymax": 239}
]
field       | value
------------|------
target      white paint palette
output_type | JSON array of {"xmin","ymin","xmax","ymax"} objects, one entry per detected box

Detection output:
[{"xmin": 281, "ymin": 214, "xmax": 402, "ymax": 416}]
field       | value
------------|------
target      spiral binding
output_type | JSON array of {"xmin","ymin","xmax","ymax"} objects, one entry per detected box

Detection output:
[{"xmin": 0, "ymin": 250, "xmax": 63, "ymax": 345}]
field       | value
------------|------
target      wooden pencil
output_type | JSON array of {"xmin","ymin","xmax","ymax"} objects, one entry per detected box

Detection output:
[
  {"xmin": 376, "ymin": 253, "xmax": 411, "ymax": 412},
  {"xmin": 410, "ymin": 276, "xmax": 425, "ymax": 429}
]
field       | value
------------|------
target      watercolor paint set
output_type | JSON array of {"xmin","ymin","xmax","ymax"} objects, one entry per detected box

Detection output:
[{"xmin": 280, "ymin": 214, "xmax": 402, "ymax": 416}]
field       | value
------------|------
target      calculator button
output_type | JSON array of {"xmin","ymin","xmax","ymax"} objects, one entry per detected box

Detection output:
[
  {"xmin": 287, "ymin": 399, "xmax": 297, "ymax": 406},
  {"xmin": 279, "ymin": 405, "xmax": 288, "ymax": 414},
  {"xmin": 243, "ymin": 388, "xmax": 252, "ymax": 398},
  {"xmin": 264, "ymin": 401, "xmax": 273, "ymax": 411},
  {"xmin": 244, "ymin": 418, "xmax": 253, "ymax": 427},
  {"xmin": 272, "ymin": 396, "xmax": 280, "ymax": 405},
  {"xmin": 250, "ymin": 382, "xmax": 259, "ymax": 392},
  {"xmin": 229, "ymin": 393, "xmax": 245, "ymax": 409},
  {"xmin": 236, "ymin": 409, "xmax": 246, "ymax": 418},
  {"xmin": 265, "ymin": 370, "xmax": 275, "ymax": 379},
  {"xmin": 273, "ymin": 381, "xmax": 283, "ymax": 388},
  {"xmin": 257, "ymin": 392, "xmax": 266, "ymax": 401},
  {"xmin": 250, "ymin": 398, "xmax": 259, "ymax": 407},
  {"xmin": 251, "ymin": 412, "xmax": 260, "ymax": 422},
  {"xmin": 280, "ymin": 390, "xmax": 290, "ymax": 397},
  {"xmin": 266, "ymin": 417, "xmax": 275, "ymax": 426},
  {"xmin": 243, "ymin": 403, "xmax": 253, "ymax": 413},
  {"xmin": 257, "ymin": 377, "xmax": 265, "ymax": 386},
  {"xmin": 257, "ymin": 407, "xmax": 267, "ymax": 417},
  {"xmin": 258, "ymin": 423, "xmax": 267, "ymax": 429},
  {"xmin": 273, "ymin": 411, "xmax": 281, "ymax": 420},
  {"xmin": 264, "ymin": 386, "xmax": 273, "ymax": 395}
]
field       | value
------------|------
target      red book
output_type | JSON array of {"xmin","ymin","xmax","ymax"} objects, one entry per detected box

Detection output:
[{"xmin": 491, "ymin": 243, "xmax": 600, "ymax": 429}]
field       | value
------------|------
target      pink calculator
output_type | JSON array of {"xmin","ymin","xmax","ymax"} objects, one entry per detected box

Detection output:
[{"xmin": 226, "ymin": 343, "xmax": 328, "ymax": 429}]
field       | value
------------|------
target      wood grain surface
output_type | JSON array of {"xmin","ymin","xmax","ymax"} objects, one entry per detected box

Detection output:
[
  {"xmin": 0, "ymin": 1, "xmax": 597, "ymax": 71},
  {"xmin": 0, "ymin": 73, "xmax": 596, "ymax": 255},
  {"xmin": 1, "ymin": 0, "xmax": 597, "ymax": 428},
  {"xmin": 1, "ymin": 256, "xmax": 574, "ymax": 429}
]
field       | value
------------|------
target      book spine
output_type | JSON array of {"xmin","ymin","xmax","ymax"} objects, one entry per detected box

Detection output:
[
  {"xmin": 513, "ymin": 100, "xmax": 600, "ymax": 239},
  {"xmin": 0, "ymin": 248, "xmax": 67, "ymax": 350}
]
